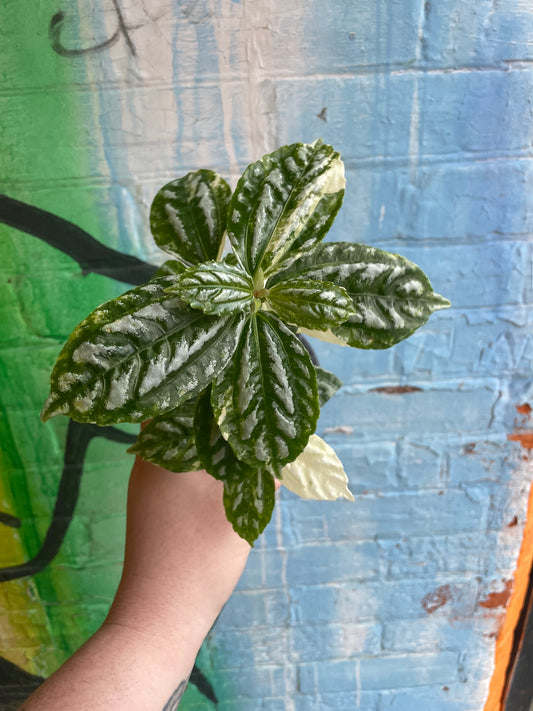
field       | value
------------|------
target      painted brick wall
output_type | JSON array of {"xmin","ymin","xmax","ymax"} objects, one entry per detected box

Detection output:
[{"xmin": 0, "ymin": 1, "xmax": 531, "ymax": 710}]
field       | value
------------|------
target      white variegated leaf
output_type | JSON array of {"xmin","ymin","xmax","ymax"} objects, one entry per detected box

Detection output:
[
  {"xmin": 315, "ymin": 367, "xmax": 342, "ymax": 407},
  {"xmin": 227, "ymin": 139, "xmax": 345, "ymax": 278},
  {"xmin": 281, "ymin": 434, "xmax": 354, "ymax": 501},
  {"xmin": 154, "ymin": 260, "xmax": 187, "ymax": 278},
  {"xmin": 128, "ymin": 399, "xmax": 201, "ymax": 472},
  {"xmin": 266, "ymin": 278, "xmax": 356, "ymax": 330},
  {"xmin": 273, "ymin": 242, "xmax": 450, "ymax": 349},
  {"xmin": 150, "ymin": 170, "xmax": 231, "ymax": 265},
  {"xmin": 167, "ymin": 260, "xmax": 254, "ymax": 316},
  {"xmin": 41, "ymin": 277, "xmax": 245, "ymax": 425},
  {"xmin": 193, "ymin": 388, "xmax": 275, "ymax": 545},
  {"xmin": 211, "ymin": 312, "xmax": 319, "ymax": 472}
]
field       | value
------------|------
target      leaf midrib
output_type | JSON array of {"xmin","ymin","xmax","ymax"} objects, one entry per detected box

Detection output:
[
  {"xmin": 246, "ymin": 143, "xmax": 322, "ymax": 277},
  {"xmin": 55, "ymin": 305, "xmax": 234, "ymax": 409}
]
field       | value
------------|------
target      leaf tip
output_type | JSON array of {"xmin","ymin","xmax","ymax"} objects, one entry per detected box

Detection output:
[{"xmin": 433, "ymin": 294, "xmax": 451, "ymax": 311}]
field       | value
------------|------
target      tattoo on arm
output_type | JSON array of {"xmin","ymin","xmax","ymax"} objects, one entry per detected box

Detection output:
[{"xmin": 162, "ymin": 678, "xmax": 188, "ymax": 711}]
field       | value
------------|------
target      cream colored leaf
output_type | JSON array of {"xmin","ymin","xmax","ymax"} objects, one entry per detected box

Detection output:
[
  {"xmin": 298, "ymin": 326, "xmax": 350, "ymax": 347},
  {"xmin": 281, "ymin": 434, "xmax": 354, "ymax": 501}
]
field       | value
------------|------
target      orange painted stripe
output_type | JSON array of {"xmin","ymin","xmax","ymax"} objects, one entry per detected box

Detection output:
[{"xmin": 483, "ymin": 451, "xmax": 533, "ymax": 711}]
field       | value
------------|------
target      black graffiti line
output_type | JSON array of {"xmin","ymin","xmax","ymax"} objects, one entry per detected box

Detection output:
[
  {"xmin": 49, "ymin": 0, "xmax": 137, "ymax": 58},
  {"xmin": 0, "ymin": 422, "xmax": 135, "ymax": 583},
  {"xmin": 0, "ymin": 199, "xmax": 218, "ymax": 706},
  {"xmin": 0, "ymin": 194, "xmax": 157, "ymax": 286},
  {"xmin": 0, "ymin": 511, "xmax": 21, "ymax": 528}
]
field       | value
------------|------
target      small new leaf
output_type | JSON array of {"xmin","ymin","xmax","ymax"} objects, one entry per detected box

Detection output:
[
  {"xmin": 273, "ymin": 242, "xmax": 450, "ymax": 349},
  {"xmin": 266, "ymin": 278, "xmax": 356, "ymax": 330},
  {"xmin": 211, "ymin": 312, "xmax": 319, "ymax": 473},
  {"xmin": 227, "ymin": 139, "xmax": 345, "ymax": 278},
  {"xmin": 167, "ymin": 260, "xmax": 254, "ymax": 316},
  {"xmin": 315, "ymin": 367, "xmax": 342, "ymax": 407},
  {"xmin": 150, "ymin": 170, "xmax": 231, "ymax": 265},
  {"xmin": 128, "ymin": 399, "xmax": 201, "ymax": 472},
  {"xmin": 42, "ymin": 277, "xmax": 245, "ymax": 425},
  {"xmin": 281, "ymin": 434, "xmax": 354, "ymax": 501},
  {"xmin": 194, "ymin": 388, "xmax": 276, "ymax": 545}
]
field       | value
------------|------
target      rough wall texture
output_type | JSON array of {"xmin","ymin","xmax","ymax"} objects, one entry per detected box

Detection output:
[{"xmin": 0, "ymin": 1, "xmax": 532, "ymax": 709}]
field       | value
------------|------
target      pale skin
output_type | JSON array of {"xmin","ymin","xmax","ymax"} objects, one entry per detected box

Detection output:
[{"xmin": 20, "ymin": 456, "xmax": 272, "ymax": 710}]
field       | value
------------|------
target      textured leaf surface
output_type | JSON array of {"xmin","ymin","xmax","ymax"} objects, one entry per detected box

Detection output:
[
  {"xmin": 211, "ymin": 312, "xmax": 319, "ymax": 472},
  {"xmin": 273, "ymin": 242, "xmax": 450, "ymax": 349},
  {"xmin": 267, "ymin": 278, "xmax": 355, "ymax": 330},
  {"xmin": 315, "ymin": 367, "xmax": 342, "ymax": 407},
  {"xmin": 150, "ymin": 170, "xmax": 231, "ymax": 265},
  {"xmin": 194, "ymin": 388, "xmax": 275, "ymax": 545},
  {"xmin": 227, "ymin": 140, "xmax": 345, "ymax": 278},
  {"xmin": 154, "ymin": 260, "xmax": 186, "ymax": 278},
  {"xmin": 168, "ymin": 260, "xmax": 254, "ymax": 316},
  {"xmin": 281, "ymin": 435, "xmax": 354, "ymax": 501},
  {"xmin": 128, "ymin": 399, "xmax": 201, "ymax": 472},
  {"xmin": 223, "ymin": 467, "xmax": 276, "ymax": 546},
  {"xmin": 42, "ymin": 277, "xmax": 245, "ymax": 425}
]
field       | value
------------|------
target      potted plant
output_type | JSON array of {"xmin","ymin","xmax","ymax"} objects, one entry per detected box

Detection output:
[{"xmin": 41, "ymin": 139, "xmax": 449, "ymax": 545}]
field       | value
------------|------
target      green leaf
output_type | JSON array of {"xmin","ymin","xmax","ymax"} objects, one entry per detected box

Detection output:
[
  {"xmin": 194, "ymin": 388, "xmax": 276, "ymax": 545},
  {"xmin": 127, "ymin": 399, "xmax": 201, "ymax": 472},
  {"xmin": 273, "ymin": 242, "xmax": 450, "ymax": 349},
  {"xmin": 266, "ymin": 278, "xmax": 356, "ymax": 330},
  {"xmin": 167, "ymin": 260, "xmax": 255, "ymax": 316},
  {"xmin": 193, "ymin": 387, "xmax": 239, "ymax": 481},
  {"xmin": 315, "ymin": 366, "xmax": 342, "ymax": 407},
  {"xmin": 211, "ymin": 312, "xmax": 319, "ymax": 473},
  {"xmin": 227, "ymin": 139, "xmax": 345, "ymax": 279},
  {"xmin": 150, "ymin": 170, "xmax": 231, "ymax": 265},
  {"xmin": 41, "ymin": 277, "xmax": 245, "ymax": 425},
  {"xmin": 223, "ymin": 467, "xmax": 276, "ymax": 546},
  {"xmin": 281, "ymin": 434, "xmax": 354, "ymax": 501}
]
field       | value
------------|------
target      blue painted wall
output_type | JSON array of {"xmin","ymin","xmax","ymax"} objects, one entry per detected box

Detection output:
[{"xmin": 1, "ymin": 1, "xmax": 531, "ymax": 709}]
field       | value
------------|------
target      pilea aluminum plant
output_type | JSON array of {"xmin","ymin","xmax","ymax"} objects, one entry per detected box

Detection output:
[{"xmin": 42, "ymin": 139, "xmax": 449, "ymax": 545}]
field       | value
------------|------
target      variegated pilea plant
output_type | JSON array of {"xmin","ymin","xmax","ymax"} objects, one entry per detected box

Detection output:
[{"xmin": 42, "ymin": 140, "xmax": 450, "ymax": 545}]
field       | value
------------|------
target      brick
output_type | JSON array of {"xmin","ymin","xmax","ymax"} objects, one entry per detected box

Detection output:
[
  {"xmin": 297, "ymin": 652, "xmax": 459, "ymax": 693},
  {"xmin": 318, "ymin": 382, "xmax": 502, "ymax": 438},
  {"xmin": 378, "ymin": 681, "xmax": 490, "ymax": 711},
  {"xmin": 336, "ymin": 160, "xmax": 533, "ymax": 244},
  {"xmin": 284, "ymin": 541, "xmax": 382, "ymax": 586},
  {"xmin": 378, "ymin": 532, "xmax": 490, "ymax": 579},
  {"xmin": 207, "ymin": 626, "xmax": 289, "ymax": 669},
  {"xmin": 209, "ymin": 664, "xmax": 296, "ymax": 701},
  {"xmin": 321, "ymin": 442, "xmax": 399, "ymax": 494},
  {"xmin": 382, "ymin": 613, "xmax": 501, "ymax": 654},
  {"xmin": 273, "ymin": 69, "xmax": 533, "ymax": 160},
  {"xmin": 288, "ymin": 489, "xmax": 489, "ymax": 544},
  {"xmin": 294, "ymin": 690, "xmax": 380, "ymax": 710},
  {"xmin": 291, "ymin": 578, "xmax": 478, "ymax": 625},
  {"xmin": 214, "ymin": 589, "xmax": 290, "ymax": 631},
  {"xmin": 290, "ymin": 621, "xmax": 382, "ymax": 661},
  {"xmin": 422, "ymin": 1, "xmax": 533, "ymax": 67}
]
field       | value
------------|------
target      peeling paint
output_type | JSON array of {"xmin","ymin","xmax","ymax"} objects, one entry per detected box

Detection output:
[
  {"xmin": 421, "ymin": 584, "xmax": 452, "ymax": 614},
  {"xmin": 479, "ymin": 580, "xmax": 513, "ymax": 610},
  {"xmin": 370, "ymin": 385, "xmax": 423, "ymax": 395},
  {"xmin": 508, "ymin": 432, "xmax": 533, "ymax": 450}
]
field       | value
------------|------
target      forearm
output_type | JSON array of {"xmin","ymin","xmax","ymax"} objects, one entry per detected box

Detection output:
[{"xmin": 21, "ymin": 461, "xmax": 251, "ymax": 710}]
